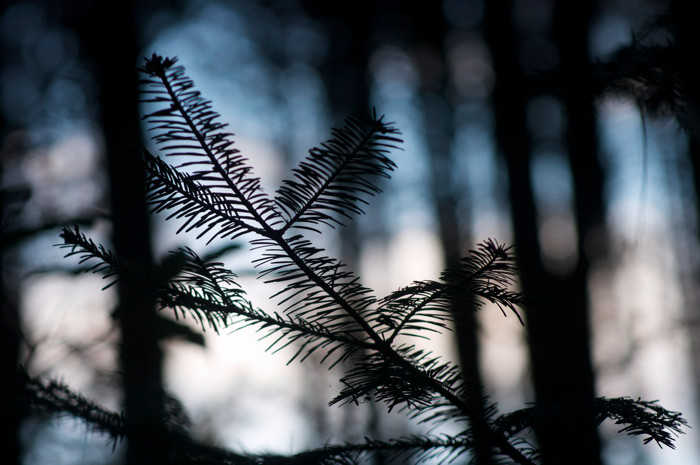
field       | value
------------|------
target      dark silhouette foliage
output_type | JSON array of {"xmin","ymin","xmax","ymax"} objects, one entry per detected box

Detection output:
[{"xmin": 15, "ymin": 54, "xmax": 687, "ymax": 464}]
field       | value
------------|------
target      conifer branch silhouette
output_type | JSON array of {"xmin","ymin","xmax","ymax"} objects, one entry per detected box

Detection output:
[{"xmin": 49, "ymin": 54, "xmax": 687, "ymax": 464}]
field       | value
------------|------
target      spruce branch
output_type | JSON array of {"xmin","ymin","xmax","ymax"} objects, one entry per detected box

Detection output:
[
  {"xmin": 252, "ymin": 237, "xmax": 532, "ymax": 462},
  {"xmin": 275, "ymin": 110, "xmax": 401, "ymax": 234},
  {"xmin": 140, "ymin": 55, "xmax": 388, "ymax": 342},
  {"xmin": 50, "ymin": 54, "xmax": 688, "ymax": 465},
  {"xmin": 379, "ymin": 239, "xmax": 525, "ymax": 344},
  {"xmin": 59, "ymin": 225, "xmax": 152, "ymax": 289},
  {"xmin": 140, "ymin": 54, "xmax": 281, "ymax": 239},
  {"xmin": 599, "ymin": 397, "xmax": 687, "ymax": 448},
  {"xmin": 18, "ymin": 364, "xmax": 494, "ymax": 465},
  {"xmin": 58, "ymin": 230, "xmax": 372, "ymax": 364},
  {"xmin": 146, "ymin": 54, "xmax": 537, "ymax": 464},
  {"xmin": 496, "ymin": 397, "xmax": 688, "ymax": 450},
  {"xmin": 75, "ymin": 54, "xmax": 538, "ymax": 465},
  {"xmin": 14, "ymin": 368, "xmax": 262, "ymax": 464},
  {"xmin": 143, "ymin": 151, "xmax": 267, "ymax": 241},
  {"xmin": 16, "ymin": 368, "xmax": 127, "ymax": 450},
  {"xmin": 277, "ymin": 434, "xmax": 479, "ymax": 465}
]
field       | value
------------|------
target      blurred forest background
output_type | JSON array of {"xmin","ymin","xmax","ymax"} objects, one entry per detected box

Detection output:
[{"xmin": 1, "ymin": 0, "xmax": 700, "ymax": 464}]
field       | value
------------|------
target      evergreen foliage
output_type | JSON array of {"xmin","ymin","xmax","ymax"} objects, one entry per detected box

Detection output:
[{"xmin": 20, "ymin": 54, "xmax": 686, "ymax": 464}]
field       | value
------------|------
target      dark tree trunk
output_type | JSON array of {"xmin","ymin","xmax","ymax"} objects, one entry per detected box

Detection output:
[
  {"xmin": 302, "ymin": 1, "xmax": 372, "ymax": 120},
  {"xmin": 482, "ymin": 0, "xmax": 542, "ymax": 301},
  {"xmin": 685, "ymin": 137, "xmax": 700, "ymax": 416},
  {"xmin": 0, "ymin": 179, "xmax": 25, "ymax": 465},
  {"xmin": 0, "ymin": 2, "xmax": 27, "ymax": 457},
  {"xmin": 0, "ymin": 286, "xmax": 23, "ymax": 465},
  {"xmin": 408, "ymin": 2, "xmax": 492, "ymax": 462},
  {"xmin": 300, "ymin": 0, "xmax": 374, "ymax": 282},
  {"xmin": 528, "ymin": 1, "xmax": 603, "ymax": 463},
  {"xmin": 484, "ymin": 1, "xmax": 601, "ymax": 463},
  {"xmin": 421, "ymin": 93, "xmax": 493, "ymax": 464},
  {"xmin": 671, "ymin": 0, "xmax": 700, "ymax": 423},
  {"xmin": 309, "ymin": 1, "xmax": 372, "ymax": 272},
  {"xmin": 69, "ymin": 3, "xmax": 166, "ymax": 464},
  {"xmin": 302, "ymin": 0, "xmax": 379, "ymax": 450}
]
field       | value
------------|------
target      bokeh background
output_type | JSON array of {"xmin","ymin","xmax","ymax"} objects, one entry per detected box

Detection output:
[{"xmin": 1, "ymin": 0, "xmax": 699, "ymax": 464}]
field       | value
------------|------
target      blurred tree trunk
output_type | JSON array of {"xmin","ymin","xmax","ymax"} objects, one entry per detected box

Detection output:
[
  {"xmin": 0, "ymin": 95, "xmax": 26, "ymax": 465},
  {"xmin": 0, "ymin": 172, "xmax": 25, "ymax": 465},
  {"xmin": 305, "ymin": 0, "xmax": 372, "ymax": 268},
  {"xmin": 538, "ymin": 1, "xmax": 603, "ymax": 462},
  {"xmin": 671, "ymin": 0, "xmax": 700, "ymax": 422},
  {"xmin": 0, "ymin": 262, "xmax": 23, "ymax": 465},
  {"xmin": 69, "ymin": 3, "xmax": 167, "ymax": 464},
  {"xmin": 302, "ymin": 0, "xmax": 379, "ymax": 449},
  {"xmin": 484, "ymin": 1, "xmax": 601, "ymax": 463},
  {"xmin": 408, "ymin": 2, "xmax": 492, "ymax": 463},
  {"xmin": 0, "ymin": 1, "xmax": 27, "ymax": 458},
  {"xmin": 302, "ymin": 1, "xmax": 372, "ymax": 120},
  {"xmin": 0, "ymin": 244, "xmax": 23, "ymax": 465}
]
